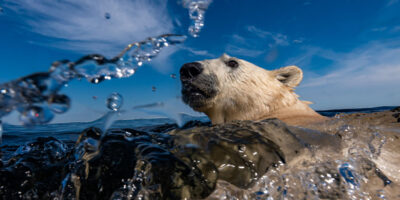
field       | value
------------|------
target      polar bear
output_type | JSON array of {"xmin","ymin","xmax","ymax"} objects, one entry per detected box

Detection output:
[{"xmin": 180, "ymin": 54, "xmax": 327, "ymax": 126}]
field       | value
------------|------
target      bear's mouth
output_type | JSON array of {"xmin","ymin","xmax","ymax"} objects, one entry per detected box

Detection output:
[
  {"xmin": 183, "ymin": 87, "xmax": 206, "ymax": 97},
  {"xmin": 182, "ymin": 83, "xmax": 209, "ymax": 99},
  {"xmin": 180, "ymin": 73, "xmax": 218, "ymax": 110},
  {"xmin": 181, "ymin": 82, "xmax": 215, "ymax": 109}
]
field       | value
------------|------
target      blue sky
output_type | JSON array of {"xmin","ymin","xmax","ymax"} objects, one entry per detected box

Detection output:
[{"xmin": 1, "ymin": 0, "xmax": 400, "ymax": 124}]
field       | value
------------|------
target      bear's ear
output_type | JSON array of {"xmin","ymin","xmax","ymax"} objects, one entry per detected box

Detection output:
[
  {"xmin": 221, "ymin": 53, "xmax": 230, "ymax": 59},
  {"xmin": 273, "ymin": 65, "xmax": 303, "ymax": 87}
]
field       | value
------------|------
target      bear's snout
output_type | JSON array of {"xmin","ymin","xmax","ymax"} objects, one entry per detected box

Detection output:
[{"xmin": 180, "ymin": 62, "xmax": 203, "ymax": 81}]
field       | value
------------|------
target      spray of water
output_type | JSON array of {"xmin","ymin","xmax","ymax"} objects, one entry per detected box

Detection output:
[
  {"xmin": 0, "ymin": 0, "xmax": 214, "ymax": 128},
  {"xmin": 0, "ymin": 34, "xmax": 186, "ymax": 127},
  {"xmin": 0, "ymin": 0, "xmax": 214, "ymax": 146},
  {"xmin": 182, "ymin": 0, "xmax": 212, "ymax": 37}
]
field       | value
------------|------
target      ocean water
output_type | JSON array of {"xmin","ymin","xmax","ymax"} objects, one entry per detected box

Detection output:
[
  {"xmin": 1, "ymin": 107, "xmax": 399, "ymax": 199},
  {"xmin": 1, "ymin": 106, "xmax": 396, "ymax": 148},
  {"xmin": 1, "ymin": 1, "xmax": 399, "ymax": 199},
  {"xmin": 0, "ymin": 114, "xmax": 209, "ymax": 148}
]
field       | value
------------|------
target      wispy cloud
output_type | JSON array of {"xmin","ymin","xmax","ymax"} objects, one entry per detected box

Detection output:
[
  {"xmin": 293, "ymin": 39, "xmax": 304, "ymax": 44},
  {"xmin": 225, "ymin": 26, "xmax": 295, "ymax": 59},
  {"xmin": 284, "ymin": 46, "xmax": 338, "ymax": 69},
  {"xmin": 292, "ymin": 40, "xmax": 400, "ymax": 109},
  {"xmin": 225, "ymin": 44, "xmax": 264, "ymax": 57},
  {"xmin": 3, "ymin": 0, "xmax": 174, "ymax": 56},
  {"xmin": 246, "ymin": 26, "xmax": 290, "ymax": 47},
  {"xmin": 387, "ymin": 0, "xmax": 399, "ymax": 6},
  {"xmin": 371, "ymin": 27, "xmax": 388, "ymax": 32},
  {"xmin": 301, "ymin": 42, "xmax": 400, "ymax": 87},
  {"xmin": 181, "ymin": 46, "xmax": 215, "ymax": 57}
]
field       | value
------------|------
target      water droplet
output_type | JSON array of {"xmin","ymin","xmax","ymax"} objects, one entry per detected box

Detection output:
[
  {"xmin": 106, "ymin": 92, "xmax": 123, "ymax": 111},
  {"xmin": 338, "ymin": 163, "xmax": 359, "ymax": 187},
  {"xmin": 104, "ymin": 12, "xmax": 111, "ymax": 19},
  {"xmin": 0, "ymin": 119, "xmax": 2, "ymax": 144},
  {"xmin": 48, "ymin": 94, "xmax": 70, "ymax": 114},
  {"xmin": 92, "ymin": 96, "xmax": 98, "ymax": 100},
  {"xmin": 19, "ymin": 106, "xmax": 54, "ymax": 126},
  {"xmin": 124, "ymin": 131, "xmax": 134, "ymax": 141},
  {"xmin": 0, "ymin": 34, "xmax": 185, "ymax": 125},
  {"xmin": 182, "ymin": 0, "xmax": 212, "ymax": 37},
  {"xmin": 170, "ymin": 73, "xmax": 177, "ymax": 79},
  {"xmin": 0, "ymin": 7, "xmax": 3, "ymax": 14},
  {"xmin": 152, "ymin": 86, "xmax": 157, "ymax": 92},
  {"xmin": 238, "ymin": 145, "xmax": 246, "ymax": 153}
]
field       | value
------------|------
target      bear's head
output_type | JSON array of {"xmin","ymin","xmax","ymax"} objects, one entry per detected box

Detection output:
[{"xmin": 180, "ymin": 54, "xmax": 304, "ymax": 124}]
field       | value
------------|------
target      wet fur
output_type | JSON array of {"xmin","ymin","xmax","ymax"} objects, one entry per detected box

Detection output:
[{"xmin": 181, "ymin": 54, "xmax": 327, "ymax": 125}]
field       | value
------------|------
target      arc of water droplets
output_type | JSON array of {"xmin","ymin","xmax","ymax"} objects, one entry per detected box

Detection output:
[
  {"xmin": 0, "ymin": 34, "xmax": 186, "ymax": 128},
  {"xmin": 183, "ymin": 0, "xmax": 213, "ymax": 37},
  {"xmin": 0, "ymin": 0, "xmax": 213, "ymax": 137}
]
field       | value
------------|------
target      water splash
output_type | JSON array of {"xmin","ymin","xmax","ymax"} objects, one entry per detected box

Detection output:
[
  {"xmin": 182, "ymin": 0, "xmax": 213, "ymax": 37},
  {"xmin": 338, "ymin": 163, "xmax": 359, "ymax": 187},
  {"xmin": 106, "ymin": 92, "xmax": 123, "ymax": 111},
  {"xmin": 131, "ymin": 99, "xmax": 204, "ymax": 127},
  {"xmin": 0, "ymin": 34, "xmax": 186, "ymax": 126},
  {"xmin": 101, "ymin": 92, "xmax": 125, "ymax": 135},
  {"xmin": 0, "ymin": 119, "xmax": 2, "ymax": 144},
  {"xmin": 19, "ymin": 106, "xmax": 54, "ymax": 126},
  {"xmin": 0, "ymin": 0, "xmax": 216, "ymax": 129}
]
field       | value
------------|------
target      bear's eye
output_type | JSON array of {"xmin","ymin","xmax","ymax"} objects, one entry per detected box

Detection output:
[{"xmin": 226, "ymin": 60, "xmax": 239, "ymax": 68}]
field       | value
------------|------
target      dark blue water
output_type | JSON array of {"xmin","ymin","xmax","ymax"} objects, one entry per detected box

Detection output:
[
  {"xmin": 0, "ymin": 106, "xmax": 398, "ymax": 199},
  {"xmin": 0, "ymin": 114, "xmax": 209, "ymax": 157},
  {"xmin": 1, "ymin": 106, "xmax": 396, "ymax": 146},
  {"xmin": 316, "ymin": 106, "xmax": 397, "ymax": 117},
  {"xmin": 0, "ymin": 106, "xmax": 395, "ymax": 154}
]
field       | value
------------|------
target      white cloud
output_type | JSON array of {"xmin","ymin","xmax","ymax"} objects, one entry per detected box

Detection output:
[
  {"xmin": 181, "ymin": 46, "xmax": 215, "ymax": 57},
  {"xmin": 246, "ymin": 25, "xmax": 290, "ymax": 47},
  {"xmin": 284, "ymin": 46, "xmax": 338, "ymax": 69},
  {"xmin": 225, "ymin": 44, "xmax": 264, "ymax": 57},
  {"xmin": 387, "ymin": 0, "xmax": 399, "ymax": 6},
  {"xmin": 371, "ymin": 27, "xmax": 388, "ymax": 32},
  {"xmin": 291, "ymin": 40, "xmax": 400, "ymax": 109},
  {"xmin": 3, "ymin": 0, "xmax": 174, "ymax": 56},
  {"xmin": 391, "ymin": 26, "xmax": 400, "ymax": 32},
  {"xmin": 293, "ymin": 39, "xmax": 304, "ymax": 44},
  {"xmin": 299, "ymin": 41, "xmax": 400, "ymax": 87},
  {"xmin": 225, "ymin": 26, "xmax": 292, "ymax": 58}
]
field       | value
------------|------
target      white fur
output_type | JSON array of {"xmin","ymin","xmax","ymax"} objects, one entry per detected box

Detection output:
[{"xmin": 193, "ymin": 54, "xmax": 326, "ymax": 125}]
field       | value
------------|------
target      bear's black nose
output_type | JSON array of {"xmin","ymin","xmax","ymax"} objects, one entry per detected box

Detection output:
[{"xmin": 180, "ymin": 62, "xmax": 203, "ymax": 81}]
